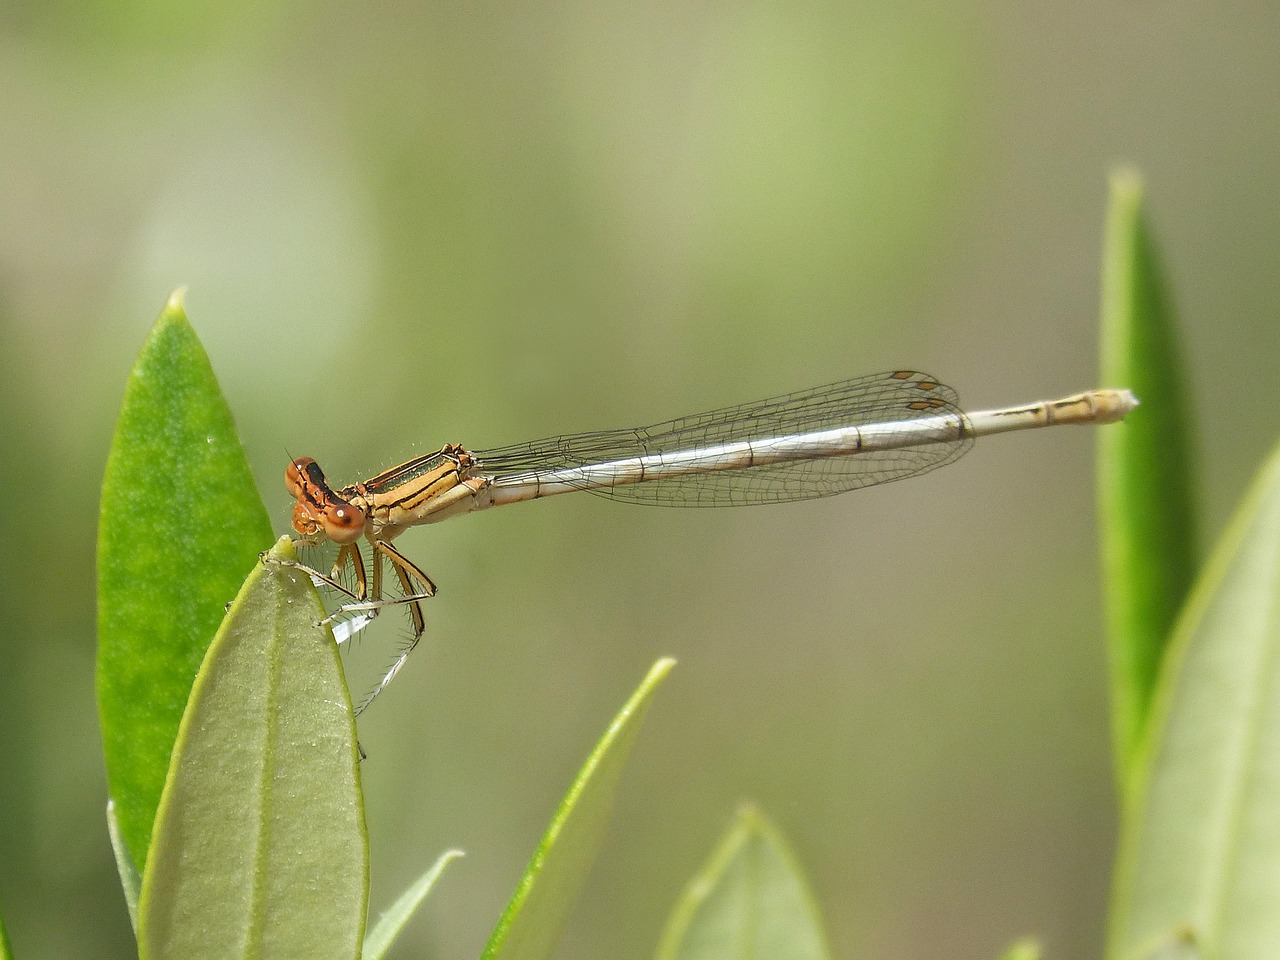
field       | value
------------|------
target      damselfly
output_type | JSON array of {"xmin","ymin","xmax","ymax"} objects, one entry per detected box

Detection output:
[{"xmin": 280, "ymin": 370, "xmax": 1137, "ymax": 713}]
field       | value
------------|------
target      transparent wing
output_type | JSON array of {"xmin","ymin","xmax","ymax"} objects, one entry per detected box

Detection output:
[{"xmin": 474, "ymin": 370, "xmax": 973, "ymax": 506}]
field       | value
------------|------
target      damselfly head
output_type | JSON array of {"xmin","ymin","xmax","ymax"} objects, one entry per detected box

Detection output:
[
  {"xmin": 291, "ymin": 499, "xmax": 321, "ymax": 537},
  {"xmin": 285, "ymin": 456, "xmax": 320, "ymax": 498},
  {"xmin": 285, "ymin": 457, "xmax": 367, "ymax": 544}
]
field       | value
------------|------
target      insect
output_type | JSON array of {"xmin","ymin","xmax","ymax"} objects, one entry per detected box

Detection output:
[{"xmin": 281, "ymin": 371, "xmax": 1137, "ymax": 713}]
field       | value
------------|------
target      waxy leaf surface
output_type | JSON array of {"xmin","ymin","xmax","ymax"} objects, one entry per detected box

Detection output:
[
  {"xmin": 137, "ymin": 538, "xmax": 367, "ymax": 960},
  {"xmin": 98, "ymin": 291, "xmax": 274, "ymax": 867}
]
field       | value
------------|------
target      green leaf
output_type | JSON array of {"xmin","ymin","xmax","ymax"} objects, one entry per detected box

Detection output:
[
  {"xmin": 0, "ymin": 909, "xmax": 11, "ymax": 960},
  {"xmin": 481, "ymin": 657, "xmax": 677, "ymax": 960},
  {"xmin": 137, "ymin": 537, "xmax": 367, "ymax": 960},
  {"xmin": 995, "ymin": 938, "xmax": 1042, "ymax": 960},
  {"xmin": 98, "ymin": 290, "xmax": 274, "ymax": 870},
  {"xmin": 1097, "ymin": 170, "xmax": 1199, "ymax": 796},
  {"xmin": 363, "ymin": 849, "xmax": 465, "ymax": 960},
  {"xmin": 655, "ymin": 803, "xmax": 831, "ymax": 960},
  {"xmin": 1108, "ymin": 440, "xmax": 1280, "ymax": 960},
  {"xmin": 107, "ymin": 799, "xmax": 141, "ymax": 932}
]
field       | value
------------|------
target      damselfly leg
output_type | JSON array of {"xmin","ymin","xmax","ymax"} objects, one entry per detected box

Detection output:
[{"xmin": 263, "ymin": 537, "xmax": 436, "ymax": 714}]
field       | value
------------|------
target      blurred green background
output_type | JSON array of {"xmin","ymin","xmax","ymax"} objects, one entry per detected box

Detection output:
[{"xmin": 2, "ymin": 2, "xmax": 1279, "ymax": 958}]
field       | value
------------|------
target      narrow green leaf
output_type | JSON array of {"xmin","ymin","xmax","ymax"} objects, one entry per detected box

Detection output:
[
  {"xmin": 0, "ymin": 909, "xmax": 11, "ymax": 960},
  {"xmin": 363, "ymin": 849, "xmax": 465, "ymax": 960},
  {"xmin": 98, "ymin": 290, "xmax": 274, "ymax": 869},
  {"xmin": 995, "ymin": 938, "xmax": 1042, "ymax": 960},
  {"xmin": 481, "ymin": 657, "xmax": 677, "ymax": 960},
  {"xmin": 137, "ymin": 537, "xmax": 367, "ymax": 960},
  {"xmin": 1097, "ymin": 169, "xmax": 1199, "ymax": 795},
  {"xmin": 1108, "ymin": 440, "xmax": 1280, "ymax": 960},
  {"xmin": 107, "ymin": 799, "xmax": 141, "ymax": 932},
  {"xmin": 655, "ymin": 804, "xmax": 831, "ymax": 960}
]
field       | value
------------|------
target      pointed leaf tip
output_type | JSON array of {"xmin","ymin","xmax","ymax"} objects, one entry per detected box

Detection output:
[
  {"xmin": 481, "ymin": 658, "xmax": 675, "ymax": 960},
  {"xmin": 1097, "ymin": 169, "xmax": 1198, "ymax": 797},
  {"xmin": 164, "ymin": 287, "xmax": 189, "ymax": 316},
  {"xmin": 363, "ymin": 849, "xmax": 465, "ymax": 960},
  {"xmin": 97, "ymin": 298, "xmax": 274, "ymax": 871},
  {"xmin": 107, "ymin": 799, "xmax": 141, "ymax": 932},
  {"xmin": 657, "ymin": 805, "xmax": 832, "ymax": 960}
]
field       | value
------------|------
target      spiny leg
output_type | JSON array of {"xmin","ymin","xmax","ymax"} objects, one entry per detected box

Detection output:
[
  {"xmin": 317, "ymin": 542, "xmax": 385, "ymax": 628},
  {"xmin": 327, "ymin": 539, "xmax": 435, "ymax": 619},
  {"xmin": 259, "ymin": 544, "xmax": 379, "ymax": 644},
  {"xmin": 261, "ymin": 543, "xmax": 361, "ymax": 602},
  {"xmin": 318, "ymin": 539, "xmax": 425, "ymax": 626},
  {"xmin": 376, "ymin": 539, "xmax": 437, "ymax": 598},
  {"xmin": 262, "ymin": 541, "xmax": 387, "ymax": 636},
  {"xmin": 354, "ymin": 542, "xmax": 435, "ymax": 716},
  {"xmin": 270, "ymin": 537, "xmax": 437, "ymax": 713},
  {"xmin": 346, "ymin": 542, "xmax": 368, "ymax": 602}
]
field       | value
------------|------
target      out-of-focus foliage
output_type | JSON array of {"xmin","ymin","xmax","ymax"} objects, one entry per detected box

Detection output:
[
  {"xmin": 363, "ymin": 849, "xmax": 464, "ymax": 960},
  {"xmin": 995, "ymin": 938, "xmax": 1042, "ymax": 960},
  {"xmin": 2, "ymin": 2, "xmax": 1278, "ymax": 959},
  {"xmin": 1109, "ymin": 441, "xmax": 1280, "ymax": 960},
  {"xmin": 656, "ymin": 804, "xmax": 831, "ymax": 960},
  {"xmin": 482, "ymin": 659, "xmax": 674, "ymax": 960},
  {"xmin": 1097, "ymin": 170, "xmax": 1198, "ymax": 798}
]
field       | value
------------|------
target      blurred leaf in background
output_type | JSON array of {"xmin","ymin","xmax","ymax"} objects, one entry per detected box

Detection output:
[
  {"xmin": 1, "ymin": 2, "xmax": 1279, "ymax": 959},
  {"xmin": 483, "ymin": 659, "xmax": 675, "ymax": 960},
  {"xmin": 995, "ymin": 938, "xmax": 1042, "ymax": 960},
  {"xmin": 1097, "ymin": 169, "xmax": 1198, "ymax": 798},
  {"xmin": 1109, "ymin": 440, "xmax": 1280, "ymax": 959},
  {"xmin": 656, "ymin": 804, "xmax": 831, "ymax": 960}
]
